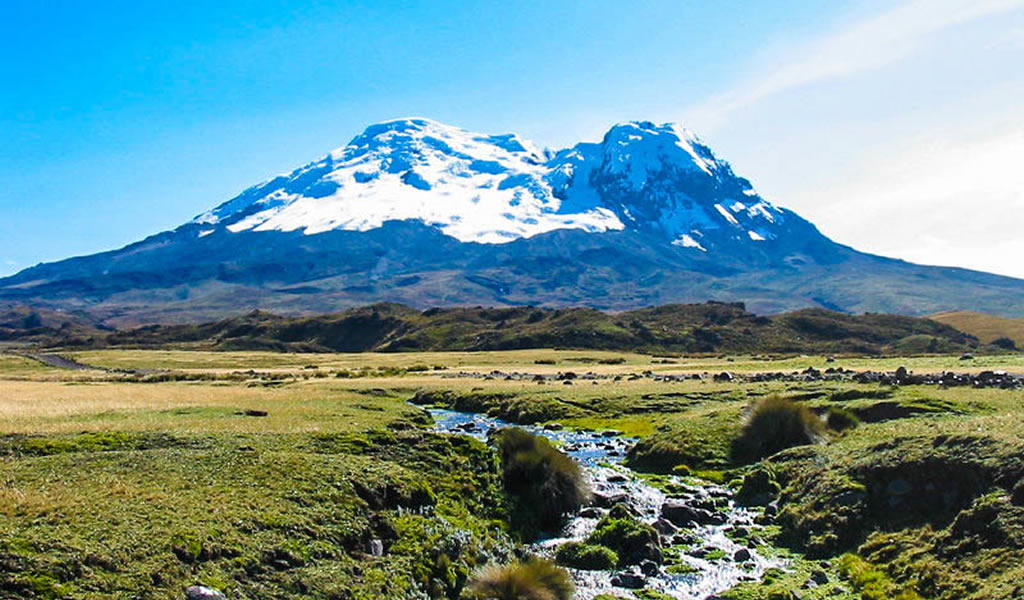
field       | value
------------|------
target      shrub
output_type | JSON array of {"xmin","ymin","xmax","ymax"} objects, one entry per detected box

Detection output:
[
  {"xmin": 554, "ymin": 542, "xmax": 618, "ymax": 570},
  {"xmin": 825, "ymin": 407, "xmax": 860, "ymax": 432},
  {"xmin": 731, "ymin": 395, "xmax": 824, "ymax": 463},
  {"xmin": 468, "ymin": 557, "xmax": 574, "ymax": 600},
  {"xmin": 491, "ymin": 427, "xmax": 590, "ymax": 537}
]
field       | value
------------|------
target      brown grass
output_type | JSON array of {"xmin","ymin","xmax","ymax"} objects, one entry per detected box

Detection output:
[{"xmin": 930, "ymin": 310, "xmax": 1024, "ymax": 346}]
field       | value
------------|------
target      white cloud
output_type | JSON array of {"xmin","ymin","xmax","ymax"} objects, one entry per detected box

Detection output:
[
  {"xmin": 810, "ymin": 128, "xmax": 1024, "ymax": 278},
  {"xmin": 684, "ymin": 0, "xmax": 1024, "ymax": 130},
  {"xmin": 676, "ymin": 0, "xmax": 1024, "ymax": 281}
]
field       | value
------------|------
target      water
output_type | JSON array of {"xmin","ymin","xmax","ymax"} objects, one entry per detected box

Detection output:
[{"xmin": 428, "ymin": 408, "xmax": 783, "ymax": 600}]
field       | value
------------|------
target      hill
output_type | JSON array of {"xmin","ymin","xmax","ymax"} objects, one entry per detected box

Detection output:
[
  {"xmin": 930, "ymin": 310, "xmax": 1024, "ymax": 348},
  {"xmin": 39, "ymin": 301, "xmax": 993, "ymax": 356}
]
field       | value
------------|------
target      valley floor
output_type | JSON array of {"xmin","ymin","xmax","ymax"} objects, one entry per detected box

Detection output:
[{"xmin": 1, "ymin": 349, "xmax": 1022, "ymax": 599}]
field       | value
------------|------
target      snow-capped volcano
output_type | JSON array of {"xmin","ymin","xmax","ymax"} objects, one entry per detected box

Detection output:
[
  {"xmin": 192, "ymin": 118, "xmax": 784, "ymax": 249},
  {"xmin": 5, "ymin": 117, "xmax": 1023, "ymax": 324},
  {"xmin": 194, "ymin": 118, "xmax": 623, "ymax": 243}
]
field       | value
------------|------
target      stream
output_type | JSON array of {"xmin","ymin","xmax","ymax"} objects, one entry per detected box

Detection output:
[{"xmin": 428, "ymin": 408, "xmax": 783, "ymax": 600}]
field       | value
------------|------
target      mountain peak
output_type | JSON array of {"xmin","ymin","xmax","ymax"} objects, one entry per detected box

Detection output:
[
  {"xmin": 6, "ymin": 118, "xmax": 1024, "ymax": 322},
  {"xmin": 191, "ymin": 118, "xmax": 787, "ymax": 248}
]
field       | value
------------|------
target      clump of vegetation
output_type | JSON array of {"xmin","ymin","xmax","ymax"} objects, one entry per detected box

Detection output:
[
  {"xmin": 626, "ymin": 407, "xmax": 741, "ymax": 473},
  {"xmin": 735, "ymin": 465, "xmax": 781, "ymax": 506},
  {"xmin": 839, "ymin": 554, "xmax": 922, "ymax": 600},
  {"xmin": 554, "ymin": 542, "xmax": 618, "ymax": 570},
  {"xmin": 491, "ymin": 427, "xmax": 590, "ymax": 537},
  {"xmin": 731, "ymin": 395, "xmax": 824, "ymax": 463},
  {"xmin": 585, "ymin": 506, "xmax": 661, "ymax": 566},
  {"xmin": 467, "ymin": 557, "xmax": 573, "ymax": 600},
  {"xmin": 825, "ymin": 406, "xmax": 860, "ymax": 432}
]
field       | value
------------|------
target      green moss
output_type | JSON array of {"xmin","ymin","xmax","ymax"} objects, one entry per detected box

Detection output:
[
  {"xmin": 554, "ymin": 542, "xmax": 618, "ymax": 570},
  {"xmin": 839, "ymin": 554, "xmax": 922, "ymax": 600},
  {"xmin": 586, "ymin": 512, "xmax": 661, "ymax": 566}
]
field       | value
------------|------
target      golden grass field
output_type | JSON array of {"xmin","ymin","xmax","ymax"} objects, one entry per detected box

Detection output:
[{"xmin": 930, "ymin": 310, "xmax": 1024, "ymax": 346}]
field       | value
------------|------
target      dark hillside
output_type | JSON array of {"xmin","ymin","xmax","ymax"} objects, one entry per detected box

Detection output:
[{"xmin": 36, "ymin": 301, "xmax": 989, "ymax": 355}]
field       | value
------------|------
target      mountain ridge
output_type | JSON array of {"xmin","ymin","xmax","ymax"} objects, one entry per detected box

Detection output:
[{"xmin": 3, "ymin": 117, "xmax": 1023, "ymax": 324}]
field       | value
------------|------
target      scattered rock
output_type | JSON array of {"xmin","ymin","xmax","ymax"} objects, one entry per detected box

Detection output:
[
  {"xmin": 593, "ymin": 492, "xmax": 630, "ymax": 508},
  {"xmin": 184, "ymin": 586, "xmax": 226, "ymax": 600},
  {"xmin": 661, "ymin": 501, "xmax": 725, "ymax": 527},
  {"xmin": 610, "ymin": 571, "xmax": 646, "ymax": 589},
  {"xmin": 733, "ymin": 548, "xmax": 752, "ymax": 562},
  {"xmin": 369, "ymin": 539, "xmax": 384, "ymax": 557},
  {"xmin": 653, "ymin": 518, "xmax": 677, "ymax": 535}
]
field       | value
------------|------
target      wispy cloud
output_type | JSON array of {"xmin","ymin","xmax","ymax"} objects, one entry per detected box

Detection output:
[{"xmin": 684, "ymin": 0, "xmax": 1024, "ymax": 130}]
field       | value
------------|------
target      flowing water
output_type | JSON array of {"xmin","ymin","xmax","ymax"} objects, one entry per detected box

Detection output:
[{"xmin": 428, "ymin": 408, "xmax": 784, "ymax": 600}]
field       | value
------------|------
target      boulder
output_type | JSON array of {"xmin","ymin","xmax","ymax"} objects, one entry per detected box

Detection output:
[{"xmin": 661, "ymin": 501, "xmax": 725, "ymax": 527}]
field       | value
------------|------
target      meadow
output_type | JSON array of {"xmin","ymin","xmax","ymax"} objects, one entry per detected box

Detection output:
[{"xmin": 1, "ymin": 349, "xmax": 1022, "ymax": 599}]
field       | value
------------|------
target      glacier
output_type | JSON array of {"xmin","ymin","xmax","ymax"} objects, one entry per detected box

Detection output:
[{"xmin": 192, "ymin": 118, "xmax": 785, "ymax": 249}]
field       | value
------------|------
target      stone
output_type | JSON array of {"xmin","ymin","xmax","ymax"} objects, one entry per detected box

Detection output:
[
  {"xmin": 733, "ymin": 548, "xmax": 752, "ymax": 562},
  {"xmin": 639, "ymin": 559, "xmax": 660, "ymax": 576},
  {"xmin": 611, "ymin": 571, "xmax": 646, "ymax": 589},
  {"xmin": 653, "ymin": 518, "xmax": 677, "ymax": 535},
  {"xmin": 810, "ymin": 570, "xmax": 829, "ymax": 585},
  {"xmin": 661, "ymin": 501, "xmax": 724, "ymax": 527},
  {"xmin": 185, "ymin": 586, "xmax": 226, "ymax": 600},
  {"xmin": 369, "ymin": 539, "xmax": 384, "ymax": 557},
  {"xmin": 592, "ymin": 492, "xmax": 630, "ymax": 508}
]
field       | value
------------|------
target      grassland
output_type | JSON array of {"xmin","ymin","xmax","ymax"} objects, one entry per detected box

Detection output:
[
  {"xmin": 1, "ymin": 348, "xmax": 1022, "ymax": 599},
  {"xmin": 930, "ymin": 310, "xmax": 1024, "ymax": 346}
]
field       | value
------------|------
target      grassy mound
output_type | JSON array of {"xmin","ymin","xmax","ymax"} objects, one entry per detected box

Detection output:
[
  {"xmin": 766, "ymin": 416, "xmax": 1024, "ymax": 599},
  {"xmin": 554, "ymin": 542, "xmax": 618, "ymax": 570},
  {"xmin": 585, "ymin": 506, "xmax": 662, "ymax": 566}
]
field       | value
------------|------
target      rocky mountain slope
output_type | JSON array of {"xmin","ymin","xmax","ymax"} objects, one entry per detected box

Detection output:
[{"xmin": 3, "ymin": 118, "xmax": 1022, "ymax": 325}]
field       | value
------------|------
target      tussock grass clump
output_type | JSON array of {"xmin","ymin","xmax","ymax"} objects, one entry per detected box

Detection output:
[
  {"xmin": 491, "ymin": 427, "xmax": 589, "ymax": 537},
  {"xmin": 731, "ymin": 395, "xmax": 824, "ymax": 463},
  {"xmin": 468, "ymin": 557, "xmax": 573, "ymax": 600}
]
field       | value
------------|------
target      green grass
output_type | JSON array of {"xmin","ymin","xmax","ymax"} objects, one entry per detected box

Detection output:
[{"xmin": 2, "ymin": 348, "xmax": 1023, "ymax": 599}]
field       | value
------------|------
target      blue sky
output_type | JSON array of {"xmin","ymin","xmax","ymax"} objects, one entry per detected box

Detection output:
[{"xmin": 2, "ymin": 0, "xmax": 1022, "ymax": 277}]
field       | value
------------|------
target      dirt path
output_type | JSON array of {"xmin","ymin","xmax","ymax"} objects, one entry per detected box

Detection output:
[{"xmin": 19, "ymin": 352, "xmax": 105, "ymax": 371}]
